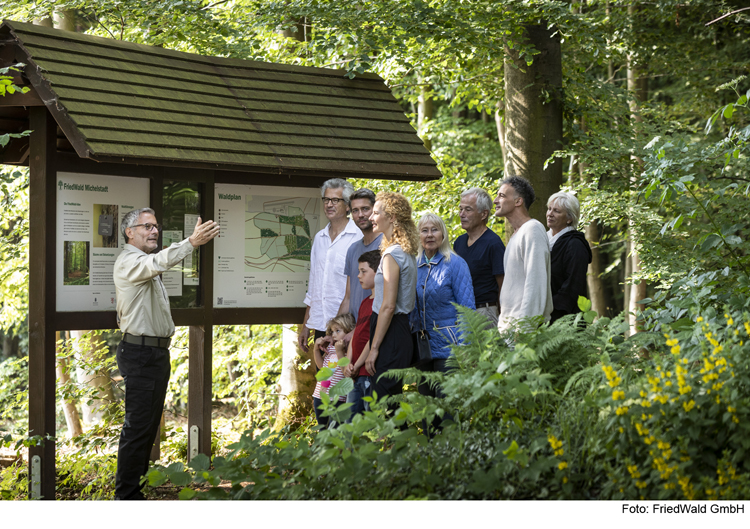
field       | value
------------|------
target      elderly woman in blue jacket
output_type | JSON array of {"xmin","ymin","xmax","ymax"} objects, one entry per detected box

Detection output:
[{"xmin": 412, "ymin": 213, "xmax": 475, "ymax": 404}]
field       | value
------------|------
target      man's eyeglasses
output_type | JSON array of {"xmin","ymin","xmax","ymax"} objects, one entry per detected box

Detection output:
[
  {"xmin": 131, "ymin": 223, "xmax": 162, "ymax": 232},
  {"xmin": 321, "ymin": 197, "xmax": 345, "ymax": 205}
]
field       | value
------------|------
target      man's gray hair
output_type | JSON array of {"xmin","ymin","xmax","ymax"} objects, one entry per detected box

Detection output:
[
  {"xmin": 321, "ymin": 178, "xmax": 355, "ymax": 205},
  {"xmin": 461, "ymin": 187, "xmax": 493, "ymax": 219},
  {"xmin": 547, "ymin": 191, "xmax": 580, "ymax": 229},
  {"xmin": 121, "ymin": 208, "xmax": 155, "ymax": 243}
]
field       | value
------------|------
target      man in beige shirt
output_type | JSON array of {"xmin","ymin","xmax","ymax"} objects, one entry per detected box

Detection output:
[{"xmin": 113, "ymin": 207, "xmax": 218, "ymax": 500}]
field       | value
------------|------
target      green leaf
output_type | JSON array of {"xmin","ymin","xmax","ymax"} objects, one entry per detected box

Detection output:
[
  {"xmin": 700, "ymin": 233, "xmax": 722, "ymax": 251},
  {"xmin": 577, "ymin": 296, "xmax": 592, "ymax": 312},
  {"xmin": 336, "ymin": 356, "xmax": 350, "ymax": 367},
  {"xmin": 316, "ymin": 367, "xmax": 334, "ymax": 381},
  {"xmin": 329, "ymin": 377, "xmax": 353, "ymax": 398},
  {"xmin": 178, "ymin": 488, "xmax": 197, "ymax": 501},
  {"xmin": 725, "ymin": 235, "xmax": 742, "ymax": 246},
  {"xmin": 169, "ymin": 471, "xmax": 192, "ymax": 487},
  {"xmin": 723, "ymin": 104, "xmax": 735, "ymax": 119},
  {"xmin": 146, "ymin": 469, "xmax": 168, "ymax": 487},
  {"xmin": 188, "ymin": 453, "xmax": 210, "ymax": 472}
]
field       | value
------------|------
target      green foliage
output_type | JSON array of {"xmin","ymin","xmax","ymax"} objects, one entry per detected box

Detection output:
[
  {"xmin": 0, "ymin": 167, "xmax": 29, "ymax": 335},
  {"xmin": 0, "ymin": 355, "xmax": 28, "ymax": 430},
  {"xmin": 166, "ymin": 325, "xmax": 283, "ymax": 429},
  {"xmin": 597, "ymin": 303, "xmax": 750, "ymax": 500}
]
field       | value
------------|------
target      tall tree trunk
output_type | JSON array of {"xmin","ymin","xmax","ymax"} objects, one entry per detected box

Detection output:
[
  {"xmin": 53, "ymin": 10, "xmax": 76, "ymax": 31},
  {"xmin": 34, "ymin": 17, "xmax": 53, "ymax": 28},
  {"xmin": 2, "ymin": 330, "xmax": 19, "ymax": 360},
  {"xmin": 495, "ymin": 104, "xmax": 508, "ymax": 168},
  {"xmin": 56, "ymin": 332, "xmax": 83, "ymax": 438},
  {"xmin": 577, "ymin": 118, "xmax": 607, "ymax": 317},
  {"xmin": 418, "ymin": 82, "xmax": 433, "ymax": 152},
  {"xmin": 274, "ymin": 325, "xmax": 316, "ymax": 430},
  {"xmin": 71, "ymin": 330, "xmax": 115, "ymax": 424},
  {"xmin": 503, "ymin": 23, "xmax": 564, "ymax": 226},
  {"xmin": 279, "ymin": 17, "xmax": 310, "ymax": 41},
  {"xmin": 626, "ymin": 4, "xmax": 648, "ymax": 335}
]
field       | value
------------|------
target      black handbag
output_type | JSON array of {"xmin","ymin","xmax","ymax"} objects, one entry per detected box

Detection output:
[{"xmin": 412, "ymin": 329, "xmax": 432, "ymax": 366}]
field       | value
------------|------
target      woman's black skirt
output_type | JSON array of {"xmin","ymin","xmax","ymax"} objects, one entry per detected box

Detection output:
[{"xmin": 368, "ymin": 312, "xmax": 413, "ymax": 399}]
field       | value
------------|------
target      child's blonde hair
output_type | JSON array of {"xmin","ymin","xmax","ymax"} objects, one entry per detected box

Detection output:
[{"xmin": 326, "ymin": 313, "xmax": 356, "ymax": 335}]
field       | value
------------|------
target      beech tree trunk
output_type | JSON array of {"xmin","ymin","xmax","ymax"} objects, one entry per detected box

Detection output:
[
  {"xmin": 503, "ymin": 23, "xmax": 564, "ymax": 226},
  {"xmin": 56, "ymin": 332, "xmax": 83, "ymax": 438},
  {"xmin": 577, "ymin": 118, "xmax": 607, "ymax": 317},
  {"xmin": 71, "ymin": 330, "xmax": 115, "ymax": 424},
  {"xmin": 274, "ymin": 325, "xmax": 316, "ymax": 430},
  {"xmin": 53, "ymin": 10, "xmax": 76, "ymax": 31},
  {"xmin": 279, "ymin": 17, "xmax": 310, "ymax": 42},
  {"xmin": 626, "ymin": 6, "xmax": 648, "ymax": 334},
  {"xmin": 495, "ymin": 104, "xmax": 508, "ymax": 168},
  {"xmin": 418, "ymin": 82, "xmax": 433, "ymax": 152}
]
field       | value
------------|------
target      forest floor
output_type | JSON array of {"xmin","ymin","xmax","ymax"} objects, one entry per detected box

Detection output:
[{"xmin": 2, "ymin": 401, "xmax": 248, "ymax": 500}]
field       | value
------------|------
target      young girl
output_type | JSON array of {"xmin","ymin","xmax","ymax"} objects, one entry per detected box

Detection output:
[{"xmin": 312, "ymin": 313, "xmax": 356, "ymax": 427}]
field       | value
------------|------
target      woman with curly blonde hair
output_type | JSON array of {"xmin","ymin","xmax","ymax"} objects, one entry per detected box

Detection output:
[{"xmin": 365, "ymin": 192, "xmax": 418, "ymax": 402}]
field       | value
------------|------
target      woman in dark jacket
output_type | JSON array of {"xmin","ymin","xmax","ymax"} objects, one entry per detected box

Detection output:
[{"xmin": 545, "ymin": 192, "xmax": 592, "ymax": 323}]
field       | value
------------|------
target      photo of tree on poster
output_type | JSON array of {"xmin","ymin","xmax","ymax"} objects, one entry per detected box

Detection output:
[{"xmin": 63, "ymin": 241, "xmax": 90, "ymax": 285}]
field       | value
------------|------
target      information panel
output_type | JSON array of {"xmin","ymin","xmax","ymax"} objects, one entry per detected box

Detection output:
[
  {"xmin": 213, "ymin": 183, "xmax": 323, "ymax": 308},
  {"xmin": 56, "ymin": 172, "xmax": 149, "ymax": 312}
]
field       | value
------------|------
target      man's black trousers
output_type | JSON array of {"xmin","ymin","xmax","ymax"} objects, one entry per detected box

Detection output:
[{"xmin": 115, "ymin": 340, "xmax": 171, "ymax": 500}]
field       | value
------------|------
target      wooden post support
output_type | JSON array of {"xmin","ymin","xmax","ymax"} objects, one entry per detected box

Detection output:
[
  {"xmin": 187, "ymin": 175, "xmax": 214, "ymax": 460},
  {"xmin": 28, "ymin": 107, "xmax": 57, "ymax": 499},
  {"xmin": 188, "ymin": 326, "xmax": 211, "ymax": 459}
]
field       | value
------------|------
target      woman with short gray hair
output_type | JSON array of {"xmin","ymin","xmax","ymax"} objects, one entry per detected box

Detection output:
[{"xmin": 546, "ymin": 192, "xmax": 592, "ymax": 323}]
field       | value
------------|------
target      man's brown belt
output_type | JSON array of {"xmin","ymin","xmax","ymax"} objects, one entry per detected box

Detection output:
[{"xmin": 123, "ymin": 333, "xmax": 171, "ymax": 349}]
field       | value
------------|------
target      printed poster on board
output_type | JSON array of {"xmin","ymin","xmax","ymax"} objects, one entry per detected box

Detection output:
[
  {"xmin": 56, "ymin": 172, "xmax": 149, "ymax": 312},
  {"xmin": 213, "ymin": 184, "xmax": 323, "ymax": 308}
]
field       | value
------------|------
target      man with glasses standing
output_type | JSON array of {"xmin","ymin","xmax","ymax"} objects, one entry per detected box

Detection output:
[
  {"xmin": 297, "ymin": 179, "xmax": 362, "ymax": 353},
  {"xmin": 113, "ymin": 208, "xmax": 219, "ymax": 500}
]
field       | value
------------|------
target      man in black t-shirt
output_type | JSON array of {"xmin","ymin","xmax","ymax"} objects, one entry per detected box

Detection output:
[{"xmin": 453, "ymin": 187, "xmax": 506, "ymax": 325}]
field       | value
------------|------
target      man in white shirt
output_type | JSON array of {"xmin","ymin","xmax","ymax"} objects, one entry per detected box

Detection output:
[
  {"xmin": 113, "ymin": 208, "xmax": 218, "ymax": 500},
  {"xmin": 493, "ymin": 176, "xmax": 553, "ymax": 334},
  {"xmin": 297, "ymin": 179, "xmax": 362, "ymax": 352}
]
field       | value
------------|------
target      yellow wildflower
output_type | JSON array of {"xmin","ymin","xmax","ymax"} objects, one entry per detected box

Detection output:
[
  {"xmin": 612, "ymin": 390, "xmax": 625, "ymax": 400},
  {"xmin": 558, "ymin": 461, "xmax": 568, "ymax": 470},
  {"xmin": 683, "ymin": 399, "xmax": 696, "ymax": 412}
]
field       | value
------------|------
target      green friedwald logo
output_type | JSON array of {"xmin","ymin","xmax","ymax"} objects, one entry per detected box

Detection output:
[
  {"xmin": 218, "ymin": 193, "xmax": 242, "ymax": 201},
  {"xmin": 58, "ymin": 180, "xmax": 109, "ymax": 193}
]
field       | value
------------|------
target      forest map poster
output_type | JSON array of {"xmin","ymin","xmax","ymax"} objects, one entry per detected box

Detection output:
[{"xmin": 213, "ymin": 183, "xmax": 323, "ymax": 308}]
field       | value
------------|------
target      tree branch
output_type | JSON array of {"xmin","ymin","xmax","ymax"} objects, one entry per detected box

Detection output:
[{"xmin": 706, "ymin": 7, "xmax": 750, "ymax": 26}]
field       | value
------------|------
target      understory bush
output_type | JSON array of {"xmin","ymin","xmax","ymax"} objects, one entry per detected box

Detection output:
[{"xmin": 143, "ymin": 301, "xmax": 748, "ymax": 500}]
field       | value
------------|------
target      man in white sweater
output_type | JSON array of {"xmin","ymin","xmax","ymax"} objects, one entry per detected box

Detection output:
[{"xmin": 493, "ymin": 176, "xmax": 553, "ymax": 334}]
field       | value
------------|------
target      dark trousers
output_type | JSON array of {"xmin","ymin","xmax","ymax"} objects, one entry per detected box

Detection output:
[
  {"xmin": 115, "ymin": 340, "xmax": 171, "ymax": 500},
  {"xmin": 418, "ymin": 358, "xmax": 455, "ymax": 435},
  {"xmin": 369, "ymin": 312, "xmax": 412, "ymax": 402}
]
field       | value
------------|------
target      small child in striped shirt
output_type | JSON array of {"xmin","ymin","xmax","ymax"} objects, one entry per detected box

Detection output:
[{"xmin": 312, "ymin": 313, "xmax": 356, "ymax": 428}]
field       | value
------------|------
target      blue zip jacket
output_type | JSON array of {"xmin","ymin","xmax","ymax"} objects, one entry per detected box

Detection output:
[{"xmin": 410, "ymin": 251, "xmax": 476, "ymax": 359}]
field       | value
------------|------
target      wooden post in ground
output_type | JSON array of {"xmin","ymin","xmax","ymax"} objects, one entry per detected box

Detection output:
[
  {"xmin": 188, "ymin": 176, "xmax": 214, "ymax": 460},
  {"xmin": 28, "ymin": 107, "xmax": 57, "ymax": 499}
]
